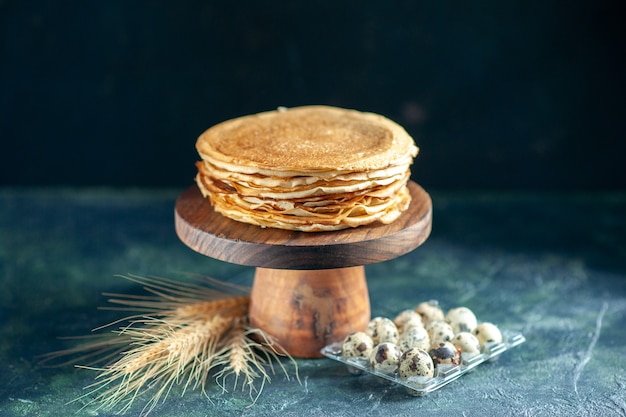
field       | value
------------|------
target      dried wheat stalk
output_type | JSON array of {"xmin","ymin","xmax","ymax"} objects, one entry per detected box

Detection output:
[{"xmin": 43, "ymin": 274, "xmax": 298, "ymax": 416}]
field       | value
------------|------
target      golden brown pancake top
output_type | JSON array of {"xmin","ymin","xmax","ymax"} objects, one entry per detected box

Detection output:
[{"xmin": 196, "ymin": 106, "xmax": 418, "ymax": 173}]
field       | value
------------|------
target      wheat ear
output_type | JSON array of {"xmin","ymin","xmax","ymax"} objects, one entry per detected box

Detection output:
[
  {"xmin": 46, "ymin": 274, "xmax": 298, "ymax": 416},
  {"xmin": 74, "ymin": 311, "xmax": 238, "ymax": 416},
  {"xmin": 213, "ymin": 316, "xmax": 264, "ymax": 399},
  {"xmin": 211, "ymin": 316, "xmax": 300, "ymax": 404}
]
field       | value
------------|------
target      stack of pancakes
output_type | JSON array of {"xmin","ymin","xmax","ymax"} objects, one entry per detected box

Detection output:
[{"xmin": 194, "ymin": 105, "xmax": 418, "ymax": 232}]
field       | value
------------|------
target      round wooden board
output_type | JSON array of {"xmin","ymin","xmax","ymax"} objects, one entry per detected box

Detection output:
[{"xmin": 175, "ymin": 181, "xmax": 432, "ymax": 270}]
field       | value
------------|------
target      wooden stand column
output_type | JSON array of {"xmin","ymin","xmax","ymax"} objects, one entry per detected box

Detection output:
[
  {"xmin": 250, "ymin": 266, "xmax": 370, "ymax": 358},
  {"xmin": 175, "ymin": 181, "xmax": 432, "ymax": 358}
]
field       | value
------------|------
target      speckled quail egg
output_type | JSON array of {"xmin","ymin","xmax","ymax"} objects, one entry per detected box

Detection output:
[
  {"xmin": 369, "ymin": 342, "xmax": 403, "ymax": 374},
  {"xmin": 393, "ymin": 309, "xmax": 423, "ymax": 332},
  {"xmin": 428, "ymin": 341, "xmax": 461, "ymax": 367},
  {"xmin": 398, "ymin": 325, "xmax": 430, "ymax": 351},
  {"xmin": 341, "ymin": 331, "xmax": 374, "ymax": 359},
  {"xmin": 365, "ymin": 317, "xmax": 383, "ymax": 342},
  {"xmin": 370, "ymin": 317, "xmax": 399, "ymax": 345},
  {"xmin": 472, "ymin": 322, "xmax": 503, "ymax": 351},
  {"xmin": 445, "ymin": 306, "xmax": 478, "ymax": 334},
  {"xmin": 425, "ymin": 320, "xmax": 455, "ymax": 345},
  {"xmin": 398, "ymin": 348, "xmax": 435, "ymax": 380},
  {"xmin": 415, "ymin": 301, "xmax": 444, "ymax": 324},
  {"xmin": 452, "ymin": 332, "xmax": 481, "ymax": 360}
]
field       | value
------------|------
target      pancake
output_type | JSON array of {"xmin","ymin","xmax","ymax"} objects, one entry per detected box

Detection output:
[
  {"xmin": 196, "ymin": 106, "xmax": 417, "ymax": 173},
  {"xmin": 194, "ymin": 105, "xmax": 419, "ymax": 232},
  {"xmin": 196, "ymin": 159, "xmax": 409, "ymax": 199}
]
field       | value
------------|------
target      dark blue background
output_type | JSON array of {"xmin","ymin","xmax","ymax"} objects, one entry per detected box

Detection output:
[{"xmin": 1, "ymin": 1, "xmax": 623, "ymax": 190}]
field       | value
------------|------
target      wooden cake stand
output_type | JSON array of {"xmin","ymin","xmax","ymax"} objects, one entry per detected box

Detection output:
[{"xmin": 174, "ymin": 181, "xmax": 432, "ymax": 358}]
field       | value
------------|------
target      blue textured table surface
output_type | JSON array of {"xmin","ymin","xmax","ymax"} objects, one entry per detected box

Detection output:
[{"xmin": 1, "ymin": 188, "xmax": 625, "ymax": 416}]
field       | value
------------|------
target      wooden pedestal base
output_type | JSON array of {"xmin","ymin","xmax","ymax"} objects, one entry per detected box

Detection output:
[{"xmin": 249, "ymin": 266, "xmax": 370, "ymax": 358}]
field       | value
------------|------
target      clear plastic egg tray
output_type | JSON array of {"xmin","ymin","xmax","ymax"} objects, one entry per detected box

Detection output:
[{"xmin": 320, "ymin": 330, "xmax": 525, "ymax": 396}]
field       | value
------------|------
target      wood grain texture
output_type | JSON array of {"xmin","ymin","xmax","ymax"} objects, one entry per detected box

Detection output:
[
  {"xmin": 174, "ymin": 181, "xmax": 432, "ymax": 270},
  {"xmin": 249, "ymin": 266, "xmax": 370, "ymax": 358}
]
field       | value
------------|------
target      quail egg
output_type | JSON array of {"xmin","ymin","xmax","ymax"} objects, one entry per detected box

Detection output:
[
  {"xmin": 398, "ymin": 348, "xmax": 435, "ymax": 380},
  {"xmin": 428, "ymin": 341, "xmax": 461, "ymax": 367},
  {"xmin": 398, "ymin": 325, "xmax": 430, "ymax": 352},
  {"xmin": 370, "ymin": 317, "xmax": 399, "ymax": 344},
  {"xmin": 452, "ymin": 332, "xmax": 481, "ymax": 360},
  {"xmin": 445, "ymin": 306, "xmax": 478, "ymax": 334},
  {"xmin": 472, "ymin": 322, "xmax": 503, "ymax": 351},
  {"xmin": 393, "ymin": 309, "xmax": 423, "ymax": 332},
  {"xmin": 415, "ymin": 301, "xmax": 444, "ymax": 324},
  {"xmin": 369, "ymin": 342, "xmax": 403, "ymax": 374},
  {"xmin": 425, "ymin": 320, "xmax": 455, "ymax": 345},
  {"xmin": 365, "ymin": 317, "xmax": 383, "ymax": 342},
  {"xmin": 341, "ymin": 331, "xmax": 374, "ymax": 359}
]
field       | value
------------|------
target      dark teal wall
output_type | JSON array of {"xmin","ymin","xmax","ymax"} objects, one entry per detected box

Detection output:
[{"xmin": 1, "ymin": 1, "xmax": 623, "ymax": 190}]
